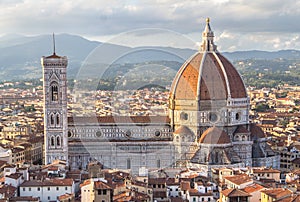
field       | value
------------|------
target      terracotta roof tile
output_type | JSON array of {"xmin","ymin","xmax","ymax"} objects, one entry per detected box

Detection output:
[
  {"xmin": 94, "ymin": 181, "xmax": 112, "ymax": 190},
  {"xmin": 222, "ymin": 188, "xmax": 250, "ymax": 197},
  {"xmin": 242, "ymin": 183, "xmax": 265, "ymax": 193},
  {"xmin": 224, "ymin": 174, "xmax": 252, "ymax": 185},
  {"xmin": 261, "ymin": 188, "xmax": 292, "ymax": 199},
  {"xmin": 21, "ymin": 179, "xmax": 73, "ymax": 187}
]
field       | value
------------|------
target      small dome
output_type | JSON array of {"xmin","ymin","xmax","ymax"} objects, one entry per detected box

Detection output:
[
  {"xmin": 174, "ymin": 126, "xmax": 194, "ymax": 135},
  {"xmin": 169, "ymin": 19, "xmax": 247, "ymax": 101},
  {"xmin": 199, "ymin": 127, "xmax": 231, "ymax": 144}
]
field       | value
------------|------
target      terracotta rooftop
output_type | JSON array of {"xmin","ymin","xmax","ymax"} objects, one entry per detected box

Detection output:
[
  {"xmin": 199, "ymin": 127, "xmax": 231, "ymax": 144},
  {"xmin": 9, "ymin": 196, "xmax": 39, "ymax": 201},
  {"xmin": 275, "ymin": 194, "xmax": 300, "ymax": 202},
  {"xmin": 0, "ymin": 185, "xmax": 17, "ymax": 197},
  {"xmin": 5, "ymin": 173, "xmax": 22, "ymax": 180},
  {"xmin": 252, "ymin": 168, "xmax": 280, "ymax": 174},
  {"xmin": 222, "ymin": 188, "xmax": 250, "ymax": 197},
  {"xmin": 94, "ymin": 180, "xmax": 112, "ymax": 190},
  {"xmin": 180, "ymin": 181, "xmax": 190, "ymax": 191},
  {"xmin": 148, "ymin": 178, "xmax": 166, "ymax": 185},
  {"xmin": 58, "ymin": 193, "xmax": 74, "ymax": 200},
  {"xmin": 224, "ymin": 174, "xmax": 252, "ymax": 185},
  {"xmin": 242, "ymin": 183, "xmax": 265, "ymax": 193},
  {"xmin": 21, "ymin": 178, "xmax": 73, "ymax": 187},
  {"xmin": 261, "ymin": 188, "xmax": 292, "ymax": 199}
]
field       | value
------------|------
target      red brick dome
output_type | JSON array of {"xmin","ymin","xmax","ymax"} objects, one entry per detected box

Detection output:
[{"xmin": 170, "ymin": 19, "xmax": 247, "ymax": 101}]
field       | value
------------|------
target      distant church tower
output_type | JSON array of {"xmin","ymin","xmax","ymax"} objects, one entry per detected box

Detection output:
[{"xmin": 42, "ymin": 35, "xmax": 68, "ymax": 165}]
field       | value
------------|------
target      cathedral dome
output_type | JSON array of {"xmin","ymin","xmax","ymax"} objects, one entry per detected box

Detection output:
[
  {"xmin": 199, "ymin": 127, "xmax": 231, "ymax": 144},
  {"xmin": 170, "ymin": 18, "xmax": 247, "ymax": 101},
  {"xmin": 174, "ymin": 125, "xmax": 194, "ymax": 135}
]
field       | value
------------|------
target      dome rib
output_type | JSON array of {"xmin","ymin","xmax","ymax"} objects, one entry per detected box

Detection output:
[{"xmin": 213, "ymin": 52, "xmax": 231, "ymax": 98}]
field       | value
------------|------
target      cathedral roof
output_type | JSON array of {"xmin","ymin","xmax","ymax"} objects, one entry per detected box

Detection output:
[
  {"xmin": 199, "ymin": 127, "xmax": 231, "ymax": 144},
  {"xmin": 235, "ymin": 125, "xmax": 249, "ymax": 134},
  {"xmin": 174, "ymin": 126, "xmax": 194, "ymax": 135},
  {"xmin": 169, "ymin": 18, "xmax": 247, "ymax": 101},
  {"xmin": 250, "ymin": 123, "xmax": 266, "ymax": 139}
]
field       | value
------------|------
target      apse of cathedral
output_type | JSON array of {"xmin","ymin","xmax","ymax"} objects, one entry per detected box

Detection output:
[{"xmin": 42, "ymin": 19, "xmax": 280, "ymax": 175}]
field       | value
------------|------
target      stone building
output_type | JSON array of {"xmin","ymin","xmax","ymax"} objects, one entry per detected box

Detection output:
[{"xmin": 42, "ymin": 19, "xmax": 280, "ymax": 174}]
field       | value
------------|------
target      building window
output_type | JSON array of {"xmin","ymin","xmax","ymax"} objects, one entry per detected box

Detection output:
[
  {"xmin": 48, "ymin": 187, "xmax": 50, "ymax": 191},
  {"xmin": 157, "ymin": 159, "xmax": 161, "ymax": 168},
  {"xmin": 56, "ymin": 114, "xmax": 60, "ymax": 125},
  {"xmin": 48, "ymin": 196, "xmax": 50, "ymax": 200},
  {"xmin": 50, "ymin": 114, "xmax": 54, "ymax": 125},
  {"xmin": 50, "ymin": 136, "xmax": 55, "ymax": 147},
  {"xmin": 56, "ymin": 136, "xmax": 61, "ymax": 147},
  {"xmin": 98, "ymin": 190, "xmax": 101, "ymax": 195},
  {"xmin": 65, "ymin": 187, "xmax": 68, "ymax": 190},
  {"xmin": 23, "ymin": 188, "xmax": 25, "ymax": 191},
  {"xmin": 51, "ymin": 84, "xmax": 59, "ymax": 101},
  {"xmin": 103, "ymin": 190, "xmax": 107, "ymax": 195},
  {"xmin": 37, "ymin": 187, "xmax": 40, "ymax": 191},
  {"xmin": 127, "ymin": 158, "xmax": 131, "ymax": 169},
  {"xmin": 180, "ymin": 112, "xmax": 188, "ymax": 120},
  {"xmin": 56, "ymin": 187, "xmax": 59, "ymax": 191},
  {"xmin": 29, "ymin": 188, "xmax": 31, "ymax": 191}
]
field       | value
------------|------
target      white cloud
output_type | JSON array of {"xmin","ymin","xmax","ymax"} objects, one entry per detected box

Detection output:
[{"xmin": 0, "ymin": 0, "xmax": 299, "ymax": 51}]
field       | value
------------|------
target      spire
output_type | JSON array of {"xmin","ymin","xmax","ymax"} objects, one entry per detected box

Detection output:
[
  {"xmin": 53, "ymin": 33, "xmax": 56, "ymax": 55},
  {"xmin": 200, "ymin": 18, "xmax": 217, "ymax": 52}
]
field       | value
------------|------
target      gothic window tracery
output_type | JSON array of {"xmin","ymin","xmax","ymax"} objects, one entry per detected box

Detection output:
[
  {"xmin": 50, "ymin": 82, "xmax": 59, "ymax": 101},
  {"xmin": 50, "ymin": 114, "xmax": 54, "ymax": 125},
  {"xmin": 56, "ymin": 114, "xmax": 60, "ymax": 126},
  {"xmin": 50, "ymin": 136, "xmax": 55, "ymax": 147},
  {"xmin": 56, "ymin": 136, "xmax": 61, "ymax": 147}
]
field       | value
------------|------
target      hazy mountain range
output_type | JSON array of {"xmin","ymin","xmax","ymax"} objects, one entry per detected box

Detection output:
[{"xmin": 0, "ymin": 33, "xmax": 299, "ymax": 81}]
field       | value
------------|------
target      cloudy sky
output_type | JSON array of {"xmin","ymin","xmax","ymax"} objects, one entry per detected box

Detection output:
[{"xmin": 0, "ymin": 0, "xmax": 299, "ymax": 51}]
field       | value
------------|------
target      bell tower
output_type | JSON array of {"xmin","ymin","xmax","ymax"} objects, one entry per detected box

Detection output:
[{"xmin": 42, "ymin": 34, "xmax": 68, "ymax": 165}]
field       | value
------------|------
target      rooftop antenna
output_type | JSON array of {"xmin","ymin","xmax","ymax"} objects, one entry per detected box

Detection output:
[{"xmin": 52, "ymin": 33, "xmax": 56, "ymax": 55}]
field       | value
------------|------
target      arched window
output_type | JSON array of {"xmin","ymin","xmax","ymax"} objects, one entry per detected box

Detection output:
[
  {"xmin": 127, "ymin": 158, "xmax": 131, "ymax": 169},
  {"xmin": 242, "ymin": 135, "xmax": 246, "ymax": 141},
  {"xmin": 50, "ymin": 136, "xmax": 55, "ymax": 147},
  {"xmin": 56, "ymin": 136, "xmax": 61, "ymax": 147},
  {"xmin": 157, "ymin": 159, "xmax": 161, "ymax": 168},
  {"xmin": 56, "ymin": 114, "xmax": 60, "ymax": 126},
  {"xmin": 50, "ymin": 83, "xmax": 59, "ymax": 101},
  {"xmin": 50, "ymin": 114, "xmax": 54, "ymax": 125}
]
